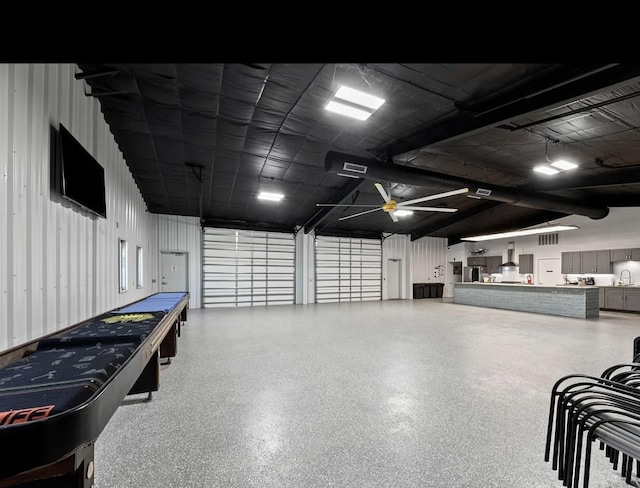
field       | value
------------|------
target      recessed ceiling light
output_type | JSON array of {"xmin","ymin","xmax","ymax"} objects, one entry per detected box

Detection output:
[
  {"xmin": 324, "ymin": 85, "xmax": 385, "ymax": 121},
  {"xmin": 325, "ymin": 101, "xmax": 372, "ymax": 121},
  {"xmin": 334, "ymin": 85, "xmax": 385, "ymax": 110},
  {"xmin": 533, "ymin": 165, "xmax": 560, "ymax": 175},
  {"xmin": 394, "ymin": 210, "xmax": 414, "ymax": 217},
  {"xmin": 258, "ymin": 191, "xmax": 284, "ymax": 201},
  {"xmin": 550, "ymin": 159, "xmax": 578, "ymax": 171}
]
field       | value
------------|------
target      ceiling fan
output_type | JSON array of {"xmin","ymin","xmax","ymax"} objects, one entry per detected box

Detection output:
[{"xmin": 317, "ymin": 183, "xmax": 470, "ymax": 222}]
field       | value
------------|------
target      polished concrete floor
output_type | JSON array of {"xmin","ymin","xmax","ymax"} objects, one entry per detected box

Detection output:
[{"xmin": 94, "ymin": 300, "xmax": 640, "ymax": 488}]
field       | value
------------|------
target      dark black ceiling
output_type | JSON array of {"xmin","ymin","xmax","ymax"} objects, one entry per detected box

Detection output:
[{"xmin": 75, "ymin": 63, "xmax": 640, "ymax": 244}]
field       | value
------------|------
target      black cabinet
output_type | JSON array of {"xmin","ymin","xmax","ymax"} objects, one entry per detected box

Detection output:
[
  {"xmin": 611, "ymin": 248, "xmax": 640, "ymax": 261},
  {"xmin": 561, "ymin": 251, "xmax": 581, "ymax": 274}
]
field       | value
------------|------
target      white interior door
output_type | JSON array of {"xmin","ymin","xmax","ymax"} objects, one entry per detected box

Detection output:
[
  {"xmin": 161, "ymin": 252, "xmax": 189, "ymax": 292},
  {"xmin": 387, "ymin": 259, "xmax": 401, "ymax": 299},
  {"xmin": 538, "ymin": 257, "xmax": 561, "ymax": 285}
]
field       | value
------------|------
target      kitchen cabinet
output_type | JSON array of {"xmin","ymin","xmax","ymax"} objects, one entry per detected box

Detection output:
[
  {"xmin": 604, "ymin": 287, "xmax": 640, "ymax": 312},
  {"xmin": 486, "ymin": 256, "xmax": 502, "ymax": 274},
  {"xmin": 467, "ymin": 256, "xmax": 487, "ymax": 266},
  {"xmin": 561, "ymin": 251, "xmax": 581, "ymax": 274},
  {"xmin": 627, "ymin": 289, "xmax": 640, "ymax": 312},
  {"xmin": 518, "ymin": 254, "xmax": 534, "ymax": 274},
  {"xmin": 611, "ymin": 248, "xmax": 640, "ymax": 261},
  {"xmin": 581, "ymin": 250, "xmax": 612, "ymax": 274},
  {"xmin": 605, "ymin": 288, "xmax": 625, "ymax": 310}
]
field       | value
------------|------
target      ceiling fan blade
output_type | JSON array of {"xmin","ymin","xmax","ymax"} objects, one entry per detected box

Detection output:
[
  {"xmin": 389, "ymin": 211, "xmax": 399, "ymax": 222},
  {"xmin": 338, "ymin": 207, "xmax": 382, "ymax": 221},
  {"xmin": 398, "ymin": 187, "xmax": 469, "ymax": 207},
  {"xmin": 374, "ymin": 182, "xmax": 392, "ymax": 203},
  {"xmin": 401, "ymin": 206, "xmax": 458, "ymax": 213},
  {"xmin": 316, "ymin": 204, "xmax": 380, "ymax": 207}
]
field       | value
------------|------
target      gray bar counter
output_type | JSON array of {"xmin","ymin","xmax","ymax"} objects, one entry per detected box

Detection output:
[{"xmin": 453, "ymin": 283, "xmax": 599, "ymax": 318}]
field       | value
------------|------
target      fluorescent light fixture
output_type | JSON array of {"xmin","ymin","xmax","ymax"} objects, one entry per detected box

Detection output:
[
  {"xmin": 325, "ymin": 85, "xmax": 385, "ymax": 121},
  {"xmin": 533, "ymin": 165, "xmax": 560, "ymax": 175},
  {"xmin": 258, "ymin": 191, "xmax": 284, "ymax": 202},
  {"xmin": 461, "ymin": 225, "xmax": 579, "ymax": 242},
  {"xmin": 394, "ymin": 210, "xmax": 414, "ymax": 217},
  {"xmin": 334, "ymin": 85, "xmax": 385, "ymax": 110},
  {"xmin": 325, "ymin": 100, "xmax": 372, "ymax": 121},
  {"xmin": 550, "ymin": 159, "xmax": 578, "ymax": 171}
]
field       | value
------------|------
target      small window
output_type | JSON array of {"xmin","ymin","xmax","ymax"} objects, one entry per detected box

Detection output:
[
  {"xmin": 136, "ymin": 245, "xmax": 144, "ymax": 289},
  {"xmin": 119, "ymin": 239, "xmax": 128, "ymax": 293}
]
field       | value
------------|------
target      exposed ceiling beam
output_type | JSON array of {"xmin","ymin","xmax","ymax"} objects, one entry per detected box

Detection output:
[
  {"xmin": 325, "ymin": 151, "xmax": 609, "ymax": 220},
  {"xmin": 201, "ymin": 218, "xmax": 295, "ymax": 234},
  {"xmin": 410, "ymin": 200, "xmax": 502, "ymax": 241},
  {"xmin": 384, "ymin": 64, "xmax": 640, "ymax": 157},
  {"xmin": 302, "ymin": 178, "xmax": 365, "ymax": 233},
  {"xmin": 525, "ymin": 166, "xmax": 640, "ymax": 191}
]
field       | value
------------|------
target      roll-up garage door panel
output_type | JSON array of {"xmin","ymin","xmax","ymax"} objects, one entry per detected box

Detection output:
[
  {"xmin": 315, "ymin": 236, "xmax": 381, "ymax": 303},
  {"xmin": 202, "ymin": 228, "xmax": 295, "ymax": 308}
]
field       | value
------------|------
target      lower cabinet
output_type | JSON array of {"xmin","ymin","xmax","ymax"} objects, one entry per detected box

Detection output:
[
  {"xmin": 627, "ymin": 290, "xmax": 640, "ymax": 312},
  {"xmin": 599, "ymin": 287, "xmax": 605, "ymax": 308},
  {"xmin": 604, "ymin": 287, "xmax": 640, "ymax": 312}
]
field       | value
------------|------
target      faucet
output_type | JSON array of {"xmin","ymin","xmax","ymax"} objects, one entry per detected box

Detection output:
[{"xmin": 620, "ymin": 269, "xmax": 632, "ymax": 285}]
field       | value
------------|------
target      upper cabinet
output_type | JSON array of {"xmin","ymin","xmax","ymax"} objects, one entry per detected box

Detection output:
[
  {"xmin": 581, "ymin": 250, "xmax": 612, "ymax": 274},
  {"xmin": 611, "ymin": 248, "xmax": 640, "ymax": 261},
  {"xmin": 561, "ymin": 251, "xmax": 581, "ymax": 274},
  {"xmin": 486, "ymin": 256, "xmax": 503, "ymax": 274},
  {"xmin": 518, "ymin": 254, "xmax": 534, "ymax": 274},
  {"xmin": 467, "ymin": 256, "xmax": 487, "ymax": 266}
]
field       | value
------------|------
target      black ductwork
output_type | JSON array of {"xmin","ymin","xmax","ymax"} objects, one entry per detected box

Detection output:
[{"xmin": 325, "ymin": 151, "xmax": 609, "ymax": 220}]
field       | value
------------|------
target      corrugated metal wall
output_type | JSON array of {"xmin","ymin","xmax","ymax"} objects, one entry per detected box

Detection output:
[
  {"xmin": 411, "ymin": 236, "xmax": 448, "ymax": 284},
  {"xmin": 157, "ymin": 215, "xmax": 202, "ymax": 309},
  {"xmin": 0, "ymin": 63, "xmax": 161, "ymax": 352}
]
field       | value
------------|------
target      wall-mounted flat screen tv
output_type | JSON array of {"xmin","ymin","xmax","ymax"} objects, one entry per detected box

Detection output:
[{"xmin": 58, "ymin": 123, "xmax": 107, "ymax": 218}]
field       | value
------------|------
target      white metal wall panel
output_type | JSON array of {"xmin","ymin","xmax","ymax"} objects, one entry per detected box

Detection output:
[
  {"xmin": 202, "ymin": 227, "xmax": 295, "ymax": 308},
  {"xmin": 0, "ymin": 64, "xmax": 8, "ymax": 349},
  {"xmin": 0, "ymin": 63, "xmax": 162, "ymax": 352},
  {"xmin": 315, "ymin": 235, "xmax": 381, "ymax": 303},
  {"xmin": 412, "ymin": 236, "xmax": 448, "ymax": 284},
  {"xmin": 157, "ymin": 214, "xmax": 202, "ymax": 309}
]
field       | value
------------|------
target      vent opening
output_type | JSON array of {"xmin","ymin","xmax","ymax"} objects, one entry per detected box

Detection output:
[
  {"xmin": 342, "ymin": 162, "xmax": 368, "ymax": 174},
  {"xmin": 538, "ymin": 232, "xmax": 559, "ymax": 245}
]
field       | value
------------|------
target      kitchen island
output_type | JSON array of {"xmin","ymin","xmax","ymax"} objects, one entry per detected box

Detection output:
[{"xmin": 453, "ymin": 283, "xmax": 599, "ymax": 318}]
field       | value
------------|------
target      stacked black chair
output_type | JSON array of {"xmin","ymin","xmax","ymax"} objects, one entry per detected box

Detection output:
[{"xmin": 545, "ymin": 341, "xmax": 640, "ymax": 488}]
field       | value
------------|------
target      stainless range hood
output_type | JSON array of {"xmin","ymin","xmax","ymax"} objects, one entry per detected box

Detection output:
[{"xmin": 500, "ymin": 241, "xmax": 519, "ymax": 269}]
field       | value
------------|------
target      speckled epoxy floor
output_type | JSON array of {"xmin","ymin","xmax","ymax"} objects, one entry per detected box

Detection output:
[{"xmin": 93, "ymin": 300, "xmax": 640, "ymax": 488}]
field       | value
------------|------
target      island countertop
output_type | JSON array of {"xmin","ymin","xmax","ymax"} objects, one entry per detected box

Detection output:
[
  {"xmin": 455, "ymin": 282, "xmax": 599, "ymax": 289},
  {"xmin": 453, "ymin": 282, "xmax": 599, "ymax": 318}
]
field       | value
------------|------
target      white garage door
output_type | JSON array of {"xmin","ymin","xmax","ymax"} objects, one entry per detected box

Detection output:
[
  {"xmin": 315, "ymin": 235, "xmax": 382, "ymax": 303},
  {"xmin": 202, "ymin": 228, "xmax": 295, "ymax": 308}
]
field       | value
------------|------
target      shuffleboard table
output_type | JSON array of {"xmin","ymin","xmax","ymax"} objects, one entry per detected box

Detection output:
[{"xmin": 0, "ymin": 292, "xmax": 189, "ymax": 487}]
